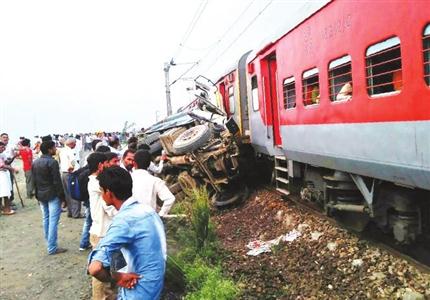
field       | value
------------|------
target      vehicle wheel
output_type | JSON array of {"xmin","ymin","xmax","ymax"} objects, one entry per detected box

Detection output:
[
  {"xmin": 144, "ymin": 132, "xmax": 160, "ymax": 144},
  {"xmin": 149, "ymin": 140, "xmax": 162, "ymax": 154},
  {"xmin": 168, "ymin": 182, "xmax": 182, "ymax": 194},
  {"xmin": 173, "ymin": 124, "xmax": 211, "ymax": 154},
  {"xmin": 212, "ymin": 184, "xmax": 249, "ymax": 207},
  {"xmin": 178, "ymin": 172, "xmax": 198, "ymax": 196}
]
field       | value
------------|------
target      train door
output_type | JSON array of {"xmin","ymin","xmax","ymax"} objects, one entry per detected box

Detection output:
[
  {"xmin": 262, "ymin": 54, "xmax": 282, "ymax": 146},
  {"xmin": 237, "ymin": 51, "xmax": 252, "ymax": 135}
]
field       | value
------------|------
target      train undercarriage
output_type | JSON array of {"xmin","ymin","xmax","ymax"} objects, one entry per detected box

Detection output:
[{"xmin": 273, "ymin": 157, "xmax": 430, "ymax": 244}]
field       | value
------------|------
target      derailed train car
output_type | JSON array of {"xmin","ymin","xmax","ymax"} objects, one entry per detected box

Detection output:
[{"xmin": 215, "ymin": 0, "xmax": 430, "ymax": 243}]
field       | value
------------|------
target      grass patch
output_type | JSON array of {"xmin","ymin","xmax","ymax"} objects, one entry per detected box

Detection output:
[{"xmin": 164, "ymin": 187, "xmax": 240, "ymax": 300}]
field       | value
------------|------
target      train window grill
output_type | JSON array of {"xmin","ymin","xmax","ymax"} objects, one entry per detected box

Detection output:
[
  {"xmin": 328, "ymin": 55, "xmax": 352, "ymax": 101},
  {"xmin": 424, "ymin": 24, "xmax": 430, "ymax": 86},
  {"xmin": 228, "ymin": 85, "xmax": 235, "ymax": 113},
  {"xmin": 251, "ymin": 76, "xmax": 259, "ymax": 111},
  {"xmin": 283, "ymin": 76, "xmax": 296, "ymax": 109},
  {"xmin": 366, "ymin": 36, "xmax": 402, "ymax": 96},
  {"xmin": 302, "ymin": 68, "xmax": 320, "ymax": 106}
]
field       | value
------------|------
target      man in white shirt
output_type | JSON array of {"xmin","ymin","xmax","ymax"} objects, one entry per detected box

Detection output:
[
  {"xmin": 87, "ymin": 152, "xmax": 118, "ymax": 299},
  {"xmin": 0, "ymin": 133, "xmax": 17, "ymax": 206},
  {"xmin": 131, "ymin": 150, "xmax": 175, "ymax": 217},
  {"xmin": 120, "ymin": 149, "xmax": 135, "ymax": 173},
  {"xmin": 59, "ymin": 138, "xmax": 82, "ymax": 218}
]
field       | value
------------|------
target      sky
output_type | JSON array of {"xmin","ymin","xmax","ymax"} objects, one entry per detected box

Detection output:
[{"xmin": 0, "ymin": 0, "xmax": 327, "ymax": 142}]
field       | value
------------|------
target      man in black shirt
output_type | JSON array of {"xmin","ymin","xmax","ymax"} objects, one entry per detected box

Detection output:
[{"xmin": 32, "ymin": 140, "xmax": 67, "ymax": 255}]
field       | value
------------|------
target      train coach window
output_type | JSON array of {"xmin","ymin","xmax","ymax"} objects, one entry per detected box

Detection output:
[
  {"xmin": 251, "ymin": 76, "xmax": 259, "ymax": 111},
  {"xmin": 424, "ymin": 24, "xmax": 430, "ymax": 86},
  {"xmin": 228, "ymin": 85, "xmax": 235, "ymax": 113},
  {"xmin": 302, "ymin": 68, "xmax": 320, "ymax": 106},
  {"xmin": 366, "ymin": 36, "xmax": 402, "ymax": 96},
  {"xmin": 328, "ymin": 55, "xmax": 352, "ymax": 101},
  {"xmin": 283, "ymin": 76, "xmax": 296, "ymax": 109}
]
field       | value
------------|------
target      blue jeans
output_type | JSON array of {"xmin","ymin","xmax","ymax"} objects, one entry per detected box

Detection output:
[
  {"xmin": 79, "ymin": 206, "xmax": 92, "ymax": 249},
  {"xmin": 40, "ymin": 197, "xmax": 62, "ymax": 254}
]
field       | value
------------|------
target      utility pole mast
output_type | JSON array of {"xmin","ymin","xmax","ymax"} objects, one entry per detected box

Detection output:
[{"xmin": 164, "ymin": 62, "xmax": 172, "ymax": 116}]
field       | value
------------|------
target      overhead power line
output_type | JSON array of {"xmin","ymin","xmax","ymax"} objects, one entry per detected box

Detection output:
[
  {"xmin": 200, "ymin": 0, "xmax": 274, "ymax": 75},
  {"xmin": 170, "ymin": 0, "xmax": 257, "ymax": 83},
  {"xmin": 171, "ymin": 0, "xmax": 209, "ymax": 63}
]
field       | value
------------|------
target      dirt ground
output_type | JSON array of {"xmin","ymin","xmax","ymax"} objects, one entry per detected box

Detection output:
[
  {"xmin": 214, "ymin": 189, "xmax": 430, "ymax": 299},
  {"xmin": 0, "ymin": 169, "xmax": 92, "ymax": 300}
]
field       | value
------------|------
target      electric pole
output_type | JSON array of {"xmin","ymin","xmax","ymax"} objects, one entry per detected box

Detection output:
[{"xmin": 164, "ymin": 62, "xmax": 172, "ymax": 116}]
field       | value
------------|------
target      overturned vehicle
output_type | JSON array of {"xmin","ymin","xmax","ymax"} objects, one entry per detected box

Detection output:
[{"xmin": 143, "ymin": 80, "xmax": 250, "ymax": 207}]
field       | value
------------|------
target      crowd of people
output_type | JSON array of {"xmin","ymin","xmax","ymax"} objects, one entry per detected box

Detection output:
[{"xmin": 0, "ymin": 130, "xmax": 175, "ymax": 299}]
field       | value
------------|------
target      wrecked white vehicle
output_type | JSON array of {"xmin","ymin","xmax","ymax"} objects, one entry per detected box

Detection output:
[{"xmin": 143, "ymin": 80, "xmax": 249, "ymax": 207}]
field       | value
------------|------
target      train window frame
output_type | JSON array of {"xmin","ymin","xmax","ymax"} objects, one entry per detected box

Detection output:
[
  {"xmin": 302, "ymin": 67, "xmax": 320, "ymax": 106},
  {"xmin": 328, "ymin": 55, "xmax": 352, "ymax": 102},
  {"xmin": 228, "ymin": 85, "xmax": 235, "ymax": 113},
  {"xmin": 366, "ymin": 36, "xmax": 403, "ymax": 97},
  {"xmin": 283, "ymin": 76, "xmax": 296, "ymax": 109},
  {"xmin": 251, "ymin": 76, "xmax": 259, "ymax": 111},
  {"xmin": 424, "ymin": 24, "xmax": 430, "ymax": 86}
]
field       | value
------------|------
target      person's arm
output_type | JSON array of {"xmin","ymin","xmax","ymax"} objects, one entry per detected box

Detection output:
[
  {"xmin": 32, "ymin": 163, "xmax": 38, "ymax": 198},
  {"xmin": 87, "ymin": 219, "xmax": 139, "ymax": 288},
  {"xmin": 51, "ymin": 160, "xmax": 65, "ymax": 200},
  {"xmin": 156, "ymin": 179, "xmax": 175, "ymax": 217},
  {"xmin": 88, "ymin": 261, "xmax": 139, "ymax": 288},
  {"xmin": 148, "ymin": 161, "xmax": 163, "ymax": 174},
  {"xmin": 0, "ymin": 164, "xmax": 17, "ymax": 173}
]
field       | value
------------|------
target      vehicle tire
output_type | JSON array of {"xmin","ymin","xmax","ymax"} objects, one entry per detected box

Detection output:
[
  {"xmin": 178, "ymin": 172, "xmax": 198, "ymax": 196},
  {"xmin": 212, "ymin": 184, "xmax": 249, "ymax": 207},
  {"xmin": 168, "ymin": 182, "xmax": 182, "ymax": 194},
  {"xmin": 144, "ymin": 132, "xmax": 161, "ymax": 144},
  {"xmin": 173, "ymin": 124, "xmax": 211, "ymax": 154},
  {"xmin": 149, "ymin": 140, "xmax": 162, "ymax": 154}
]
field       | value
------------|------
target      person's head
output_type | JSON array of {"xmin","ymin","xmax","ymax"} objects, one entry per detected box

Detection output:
[
  {"xmin": 87, "ymin": 152, "xmax": 108, "ymax": 174},
  {"xmin": 21, "ymin": 138, "xmax": 31, "ymax": 147},
  {"xmin": 95, "ymin": 145, "xmax": 110, "ymax": 153},
  {"xmin": 65, "ymin": 138, "xmax": 76, "ymax": 149},
  {"xmin": 1, "ymin": 133, "xmax": 9, "ymax": 145},
  {"xmin": 97, "ymin": 166, "xmax": 133, "ymax": 207},
  {"xmin": 41, "ymin": 135, "xmax": 53, "ymax": 142},
  {"xmin": 128, "ymin": 142, "xmax": 137, "ymax": 152},
  {"xmin": 137, "ymin": 143, "xmax": 150, "ymax": 151},
  {"xmin": 40, "ymin": 140, "xmax": 56, "ymax": 155},
  {"xmin": 108, "ymin": 137, "xmax": 120, "ymax": 149},
  {"xmin": 133, "ymin": 150, "xmax": 151, "ymax": 170},
  {"xmin": 105, "ymin": 152, "xmax": 120, "ymax": 167},
  {"xmin": 122, "ymin": 149, "xmax": 135, "ymax": 171},
  {"xmin": 0, "ymin": 141, "xmax": 5, "ymax": 153},
  {"xmin": 91, "ymin": 139, "xmax": 101, "ymax": 151},
  {"xmin": 127, "ymin": 136, "xmax": 138, "ymax": 145}
]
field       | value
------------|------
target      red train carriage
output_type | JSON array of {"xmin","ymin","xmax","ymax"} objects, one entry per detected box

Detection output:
[{"xmin": 215, "ymin": 0, "xmax": 430, "ymax": 243}]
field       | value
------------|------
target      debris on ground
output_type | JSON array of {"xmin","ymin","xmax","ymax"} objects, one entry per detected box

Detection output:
[
  {"xmin": 214, "ymin": 189, "xmax": 430, "ymax": 299},
  {"xmin": 246, "ymin": 229, "xmax": 302, "ymax": 256}
]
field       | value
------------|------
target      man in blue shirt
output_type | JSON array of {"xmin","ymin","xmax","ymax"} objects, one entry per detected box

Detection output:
[{"xmin": 88, "ymin": 166, "xmax": 166, "ymax": 300}]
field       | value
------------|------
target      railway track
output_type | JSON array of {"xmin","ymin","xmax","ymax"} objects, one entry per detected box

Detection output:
[{"xmin": 263, "ymin": 185, "xmax": 430, "ymax": 274}]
